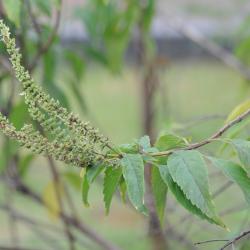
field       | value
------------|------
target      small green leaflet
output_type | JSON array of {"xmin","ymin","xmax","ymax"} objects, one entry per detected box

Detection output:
[
  {"xmin": 121, "ymin": 154, "xmax": 146, "ymax": 213},
  {"xmin": 103, "ymin": 167, "xmax": 122, "ymax": 214},
  {"xmin": 155, "ymin": 133, "xmax": 187, "ymax": 151},
  {"xmin": 225, "ymin": 99, "xmax": 250, "ymax": 123},
  {"xmin": 167, "ymin": 150, "xmax": 220, "ymax": 220},
  {"xmin": 218, "ymin": 117, "xmax": 250, "ymax": 153},
  {"xmin": 81, "ymin": 165, "xmax": 104, "ymax": 207},
  {"xmin": 151, "ymin": 166, "xmax": 167, "ymax": 223},
  {"xmin": 2, "ymin": 0, "xmax": 21, "ymax": 27},
  {"xmin": 157, "ymin": 164, "xmax": 226, "ymax": 228},
  {"xmin": 231, "ymin": 139, "xmax": 250, "ymax": 175},
  {"xmin": 154, "ymin": 133, "xmax": 187, "ymax": 165},
  {"xmin": 118, "ymin": 143, "xmax": 138, "ymax": 154},
  {"xmin": 208, "ymin": 157, "xmax": 250, "ymax": 205},
  {"xmin": 138, "ymin": 135, "xmax": 158, "ymax": 163},
  {"xmin": 138, "ymin": 135, "xmax": 151, "ymax": 150}
]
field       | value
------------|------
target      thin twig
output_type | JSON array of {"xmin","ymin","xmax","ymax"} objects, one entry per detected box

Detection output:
[
  {"xmin": 46, "ymin": 156, "xmax": 76, "ymax": 250},
  {"xmin": 194, "ymin": 231, "xmax": 250, "ymax": 249},
  {"xmin": 0, "ymin": 247, "xmax": 44, "ymax": 250},
  {"xmin": 151, "ymin": 108, "xmax": 250, "ymax": 157},
  {"xmin": 167, "ymin": 17, "xmax": 250, "ymax": 81},
  {"xmin": 5, "ymin": 177, "xmax": 123, "ymax": 250},
  {"xmin": 219, "ymin": 230, "xmax": 250, "ymax": 250},
  {"xmin": 212, "ymin": 181, "xmax": 233, "ymax": 199},
  {"xmin": 194, "ymin": 239, "xmax": 229, "ymax": 245},
  {"xmin": 26, "ymin": 0, "xmax": 42, "ymax": 37},
  {"xmin": 0, "ymin": 203, "xmax": 92, "ymax": 249},
  {"xmin": 28, "ymin": 3, "xmax": 62, "ymax": 71}
]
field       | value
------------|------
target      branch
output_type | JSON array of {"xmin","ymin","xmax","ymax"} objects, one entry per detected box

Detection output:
[
  {"xmin": 168, "ymin": 17, "xmax": 250, "ymax": 81},
  {"xmin": 151, "ymin": 108, "xmax": 250, "ymax": 157},
  {"xmin": 5, "ymin": 177, "xmax": 123, "ymax": 250},
  {"xmin": 0, "ymin": 247, "xmax": 44, "ymax": 250},
  {"xmin": 194, "ymin": 239, "xmax": 229, "ymax": 246},
  {"xmin": 193, "ymin": 230, "xmax": 250, "ymax": 249},
  {"xmin": 46, "ymin": 156, "xmax": 76, "ymax": 250},
  {"xmin": 28, "ymin": 3, "xmax": 62, "ymax": 71},
  {"xmin": 220, "ymin": 230, "xmax": 250, "ymax": 250}
]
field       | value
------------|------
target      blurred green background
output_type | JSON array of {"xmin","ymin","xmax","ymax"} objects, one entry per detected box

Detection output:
[{"xmin": 0, "ymin": 1, "xmax": 250, "ymax": 250}]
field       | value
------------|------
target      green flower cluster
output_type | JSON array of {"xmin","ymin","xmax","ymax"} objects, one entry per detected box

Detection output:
[{"xmin": 0, "ymin": 20, "xmax": 112, "ymax": 168}]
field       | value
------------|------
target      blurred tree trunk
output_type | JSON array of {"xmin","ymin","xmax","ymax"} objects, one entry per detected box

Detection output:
[{"xmin": 137, "ymin": 6, "xmax": 168, "ymax": 249}]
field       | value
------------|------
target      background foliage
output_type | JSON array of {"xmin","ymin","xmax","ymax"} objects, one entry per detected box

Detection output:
[{"xmin": 0, "ymin": 1, "xmax": 250, "ymax": 250}]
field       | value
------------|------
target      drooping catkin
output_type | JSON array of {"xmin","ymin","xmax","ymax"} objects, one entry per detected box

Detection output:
[{"xmin": 0, "ymin": 20, "xmax": 111, "ymax": 168}]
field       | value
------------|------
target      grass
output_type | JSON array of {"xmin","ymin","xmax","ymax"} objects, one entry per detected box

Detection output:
[{"xmin": 1, "ymin": 58, "xmax": 250, "ymax": 250}]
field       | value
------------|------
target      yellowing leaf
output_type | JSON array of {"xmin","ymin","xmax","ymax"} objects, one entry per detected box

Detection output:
[
  {"xmin": 42, "ymin": 181, "xmax": 64, "ymax": 220},
  {"xmin": 226, "ymin": 99, "xmax": 250, "ymax": 123},
  {"xmin": 80, "ymin": 168, "xmax": 86, "ymax": 178}
]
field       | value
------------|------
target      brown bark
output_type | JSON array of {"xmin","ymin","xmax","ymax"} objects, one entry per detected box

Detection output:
[{"xmin": 137, "ymin": 22, "xmax": 168, "ymax": 250}]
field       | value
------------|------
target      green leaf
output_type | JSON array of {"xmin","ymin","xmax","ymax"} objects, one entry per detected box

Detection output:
[
  {"xmin": 63, "ymin": 171, "xmax": 81, "ymax": 191},
  {"xmin": 167, "ymin": 150, "xmax": 220, "ymax": 220},
  {"xmin": 0, "ymin": 140, "xmax": 19, "ymax": 174},
  {"xmin": 64, "ymin": 50, "xmax": 85, "ymax": 81},
  {"xmin": 0, "ymin": 147, "xmax": 8, "ymax": 174},
  {"xmin": 9, "ymin": 101, "xmax": 29, "ymax": 129},
  {"xmin": 103, "ymin": 167, "xmax": 122, "ymax": 214},
  {"xmin": 121, "ymin": 154, "xmax": 146, "ymax": 213},
  {"xmin": 118, "ymin": 143, "xmax": 138, "ymax": 154},
  {"xmin": 53, "ymin": 0, "xmax": 61, "ymax": 9},
  {"xmin": 82, "ymin": 175, "xmax": 90, "ymax": 207},
  {"xmin": 140, "ymin": 0, "xmax": 154, "ymax": 32},
  {"xmin": 208, "ymin": 157, "xmax": 250, "ymax": 205},
  {"xmin": 33, "ymin": 0, "xmax": 51, "ymax": 16},
  {"xmin": 81, "ymin": 165, "xmax": 104, "ymax": 207},
  {"xmin": 138, "ymin": 135, "xmax": 151, "ymax": 150},
  {"xmin": 119, "ymin": 177, "xmax": 127, "ymax": 203},
  {"xmin": 2, "ymin": 0, "xmax": 21, "ymax": 27},
  {"xmin": 219, "ymin": 117, "xmax": 250, "ymax": 153},
  {"xmin": 226, "ymin": 99, "xmax": 250, "ymax": 123},
  {"xmin": 18, "ymin": 154, "xmax": 34, "ymax": 177},
  {"xmin": 231, "ymin": 139, "xmax": 250, "ymax": 174},
  {"xmin": 151, "ymin": 166, "xmax": 167, "ymax": 223},
  {"xmin": 42, "ymin": 181, "xmax": 64, "ymax": 220},
  {"xmin": 155, "ymin": 133, "xmax": 187, "ymax": 151},
  {"xmin": 158, "ymin": 164, "xmax": 225, "ymax": 227}
]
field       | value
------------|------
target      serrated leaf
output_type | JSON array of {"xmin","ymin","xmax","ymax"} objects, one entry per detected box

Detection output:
[
  {"xmin": 2, "ymin": 0, "xmax": 21, "ymax": 27},
  {"xmin": 103, "ymin": 167, "xmax": 122, "ymax": 214},
  {"xmin": 158, "ymin": 164, "xmax": 225, "ymax": 227},
  {"xmin": 151, "ymin": 166, "xmax": 167, "ymax": 223},
  {"xmin": 81, "ymin": 165, "xmax": 104, "ymax": 207},
  {"xmin": 208, "ymin": 157, "xmax": 250, "ymax": 205},
  {"xmin": 155, "ymin": 133, "xmax": 187, "ymax": 151},
  {"xmin": 226, "ymin": 99, "xmax": 250, "ymax": 123},
  {"xmin": 167, "ymin": 150, "xmax": 221, "ymax": 220},
  {"xmin": 42, "ymin": 181, "xmax": 64, "ymax": 220},
  {"xmin": 231, "ymin": 139, "xmax": 250, "ymax": 175},
  {"xmin": 121, "ymin": 154, "xmax": 146, "ymax": 213}
]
